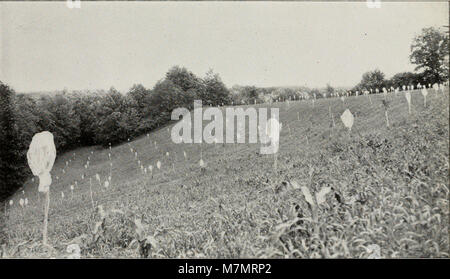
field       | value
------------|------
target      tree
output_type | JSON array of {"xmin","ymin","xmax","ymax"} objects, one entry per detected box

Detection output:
[
  {"xmin": 0, "ymin": 81, "xmax": 26, "ymax": 201},
  {"xmin": 203, "ymin": 69, "xmax": 231, "ymax": 106},
  {"xmin": 166, "ymin": 66, "xmax": 204, "ymax": 93},
  {"xmin": 73, "ymin": 93, "xmax": 99, "ymax": 146},
  {"xmin": 355, "ymin": 69, "xmax": 387, "ymax": 92},
  {"xmin": 40, "ymin": 94, "xmax": 81, "ymax": 151},
  {"xmin": 14, "ymin": 94, "xmax": 41, "ymax": 152},
  {"xmin": 410, "ymin": 27, "xmax": 449, "ymax": 84},
  {"xmin": 326, "ymin": 84, "xmax": 335, "ymax": 97},
  {"xmin": 94, "ymin": 87, "xmax": 140, "ymax": 145},
  {"xmin": 127, "ymin": 84, "xmax": 150, "ymax": 114},
  {"xmin": 389, "ymin": 72, "xmax": 423, "ymax": 89},
  {"xmin": 242, "ymin": 86, "xmax": 259, "ymax": 103},
  {"xmin": 150, "ymin": 79, "xmax": 187, "ymax": 123}
]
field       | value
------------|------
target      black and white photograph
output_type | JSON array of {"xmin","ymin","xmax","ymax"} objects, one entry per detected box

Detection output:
[{"xmin": 0, "ymin": 0, "xmax": 449, "ymax": 263}]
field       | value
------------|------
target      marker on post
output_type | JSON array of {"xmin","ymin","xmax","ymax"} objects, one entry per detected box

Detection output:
[{"xmin": 27, "ymin": 131, "xmax": 56, "ymax": 246}]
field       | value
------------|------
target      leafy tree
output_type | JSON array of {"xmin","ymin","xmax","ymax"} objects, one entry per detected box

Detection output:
[
  {"xmin": 355, "ymin": 69, "xmax": 387, "ymax": 92},
  {"xmin": 95, "ymin": 87, "xmax": 137, "ymax": 145},
  {"xmin": 410, "ymin": 27, "xmax": 449, "ymax": 84},
  {"xmin": 269, "ymin": 88, "xmax": 283, "ymax": 102},
  {"xmin": 241, "ymin": 86, "xmax": 259, "ymax": 104},
  {"xmin": 280, "ymin": 88, "xmax": 299, "ymax": 100},
  {"xmin": 14, "ymin": 94, "xmax": 41, "ymax": 144},
  {"xmin": 95, "ymin": 111, "xmax": 123, "ymax": 146},
  {"xmin": 388, "ymin": 72, "xmax": 423, "ymax": 89},
  {"xmin": 326, "ymin": 84, "xmax": 335, "ymax": 97},
  {"xmin": 166, "ymin": 66, "xmax": 204, "ymax": 93},
  {"xmin": 95, "ymin": 106, "xmax": 141, "ymax": 146},
  {"xmin": 14, "ymin": 94, "xmax": 41, "ymax": 167},
  {"xmin": 73, "ymin": 94, "xmax": 99, "ymax": 146},
  {"xmin": 203, "ymin": 69, "xmax": 231, "ymax": 106},
  {"xmin": 0, "ymin": 82, "xmax": 26, "ymax": 200},
  {"xmin": 127, "ymin": 84, "xmax": 150, "ymax": 115},
  {"xmin": 150, "ymin": 79, "xmax": 187, "ymax": 124},
  {"xmin": 40, "ymin": 94, "xmax": 81, "ymax": 151}
]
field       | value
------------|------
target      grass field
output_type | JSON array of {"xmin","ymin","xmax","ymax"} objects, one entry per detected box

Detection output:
[{"xmin": 1, "ymin": 88, "xmax": 449, "ymax": 258}]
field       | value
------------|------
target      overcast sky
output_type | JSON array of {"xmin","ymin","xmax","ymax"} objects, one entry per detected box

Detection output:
[{"xmin": 1, "ymin": 2, "xmax": 448, "ymax": 93}]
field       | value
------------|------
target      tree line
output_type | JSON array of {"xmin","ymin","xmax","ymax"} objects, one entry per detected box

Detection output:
[{"xmin": 0, "ymin": 66, "xmax": 232, "ymax": 201}]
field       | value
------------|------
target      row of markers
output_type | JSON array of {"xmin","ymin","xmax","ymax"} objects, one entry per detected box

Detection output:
[
  {"xmin": 155, "ymin": 82, "xmax": 447, "ymax": 106},
  {"xmin": 8, "ymin": 196, "xmax": 28, "ymax": 208},
  {"xmin": 329, "ymin": 82, "xmax": 446, "ymax": 98},
  {"xmin": 340, "ymin": 83, "xmax": 447, "ymax": 132}
]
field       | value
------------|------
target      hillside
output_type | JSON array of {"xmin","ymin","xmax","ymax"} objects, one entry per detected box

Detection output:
[{"xmin": 2, "ymin": 88, "xmax": 449, "ymax": 258}]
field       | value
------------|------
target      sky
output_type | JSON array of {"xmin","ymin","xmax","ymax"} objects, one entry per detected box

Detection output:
[{"xmin": 0, "ymin": 1, "xmax": 448, "ymax": 93}]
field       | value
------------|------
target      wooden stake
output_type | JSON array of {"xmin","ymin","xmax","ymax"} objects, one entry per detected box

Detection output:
[
  {"xmin": 43, "ymin": 190, "xmax": 50, "ymax": 245},
  {"xmin": 385, "ymin": 110, "xmax": 390, "ymax": 128},
  {"xmin": 273, "ymin": 153, "xmax": 278, "ymax": 171},
  {"xmin": 89, "ymin": 178, "xmax": 94, "ymax": 209}
]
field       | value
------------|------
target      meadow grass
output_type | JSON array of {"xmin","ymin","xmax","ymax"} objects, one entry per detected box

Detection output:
[{"xmin": 1, "ymin": 88, "xmax": 448, "ymax": 258}]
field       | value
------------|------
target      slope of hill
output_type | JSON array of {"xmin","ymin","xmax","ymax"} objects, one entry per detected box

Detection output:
[{"xmin": 2, "ymin": 88, "xmax": 448, "ymax": 258}]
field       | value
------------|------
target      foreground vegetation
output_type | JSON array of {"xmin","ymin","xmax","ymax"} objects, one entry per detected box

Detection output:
[{"xmin": 1, "ymin": 87, "xmax": 448, "ymax": 258}]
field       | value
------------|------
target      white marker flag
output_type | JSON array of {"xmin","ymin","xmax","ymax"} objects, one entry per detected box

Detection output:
[
  {"xmin": 421, "ymin": 88, "xmax": 428, "ymax": 97},
  {"xmin": 340, "ymin": 109, "xmax": 354, "ymax": 131},
  {"xmin": 405, "ymin": 91, "xmax": 411, "ymax": 114},
  {"xmin": 433, "ymin": 83, "xmax": 439, "ymax": 91},
  {"xmin": 27, "ymin": 131, "xmax": 56, "ymax": 193},
  {"xmin": 421, "ymin": 88, "xmax": 428, "ymax": 107}
]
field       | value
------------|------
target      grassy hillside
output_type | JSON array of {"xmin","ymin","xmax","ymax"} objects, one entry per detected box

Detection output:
[{"xmin": 1, "ymin": 88, "xmax": 448, "ymax": 258}]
